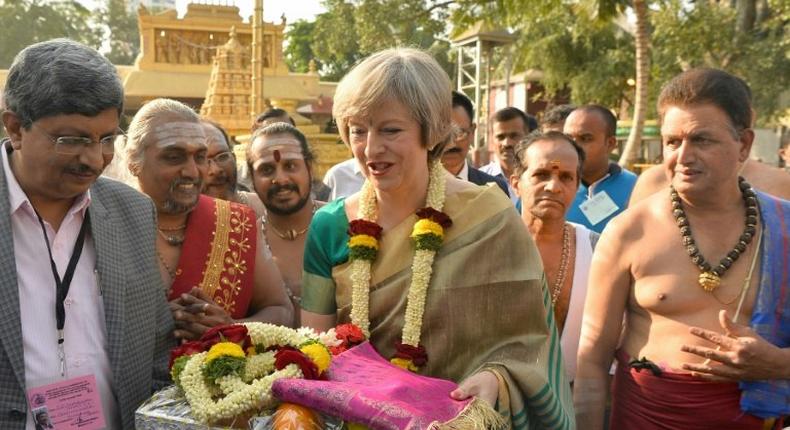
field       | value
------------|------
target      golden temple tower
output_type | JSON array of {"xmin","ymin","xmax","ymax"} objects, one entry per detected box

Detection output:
[{"xmin": 199, "ymin": 27, "xmax": 252, "ymax": 134}]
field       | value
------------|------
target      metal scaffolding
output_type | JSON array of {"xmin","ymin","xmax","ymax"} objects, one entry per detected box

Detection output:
[{"xmin": 451, "ymin": 23, "xmax": 516, "ymax": 155}]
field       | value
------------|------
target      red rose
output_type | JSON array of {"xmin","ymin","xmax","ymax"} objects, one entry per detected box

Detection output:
[
  {"xmin": 348, "ymin": 220, "xmax": 383, "ymax": 239},
  {"xmin": 328, "ymin": 345, "xmax": 348, "ymax": 356},
  {"xmin": 169, "ymin": 340, "xmax": 204, "ymax": 369},
  {"xmin": 394, "ymin": 342, "xmax": 428, "ymax": 367},
  {"xmin": 275, "ymin": 346, "xmax": 321, "ymax": 380},
  {"xmin": 335, "ymin": 323, "xmax": 366, "ymax": 347},
  {"xmin": 416, "ymin": 208, "xmax": 452, "ymax": 229},
  {"xmin": 200, "ymin": 324, "xmax": 252, "ymax": 350}
]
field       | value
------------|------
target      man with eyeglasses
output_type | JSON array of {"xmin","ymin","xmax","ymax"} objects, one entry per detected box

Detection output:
[
  {"xmin": 481, "ymin": 106, "xmax": 538, "ymax": 204},
  {"xmin": 0, "ymin": 39, "xmax": 174, "ymax": 430},
  {"xmin": 124, "ymin": 98, "xmax": 293, "ymax": 340},
  {"xmin": 442, "ymin": 91, "xmax": 509, "ymax": 197},
  {"xmin": 200, "ymin": 118, "xmax": 266, "ymax": 218}
]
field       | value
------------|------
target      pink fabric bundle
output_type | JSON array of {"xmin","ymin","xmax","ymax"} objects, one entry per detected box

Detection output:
[{"xmin": 272, "ymin": 342, "xmax": 472, "ymax": 430}]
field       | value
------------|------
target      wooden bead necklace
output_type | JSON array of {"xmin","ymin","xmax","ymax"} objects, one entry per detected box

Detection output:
[{"xmin": 670, "ymin": 177, "xmax": 758, "ymax": 292}]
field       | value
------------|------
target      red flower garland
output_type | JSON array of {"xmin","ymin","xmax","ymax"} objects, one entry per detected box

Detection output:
[
  {"xmin": 274, "ymin": 346, "xmax": 321, "ymax": 380},
  {"xmin": 348, "ymin": 219, "xmax": 383, "ymax": 239},
  {"xmin": 393, "ymin": 342, "xmax": 428, "ymax": 367},
  {"xmin": 169, "ymin": 341, "xmax": 204, "ymax": 369},
  {"xmin": 416, "ymin": 207, "xmax": 453, "ymax": 228},
  {"xmin": 200, "ymin": 325, "xmax": 252, "ymax": 350}
]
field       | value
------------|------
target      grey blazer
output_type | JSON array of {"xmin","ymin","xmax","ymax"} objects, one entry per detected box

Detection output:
[{"xmin": 0, "ymin": 162, "xmax": 175, "ymax": 429}]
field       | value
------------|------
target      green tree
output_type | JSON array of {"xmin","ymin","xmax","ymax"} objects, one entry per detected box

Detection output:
[
  {"xmin": 96, "ymin": 0, "xmax": 140, "ymax": 65},
  {"xmin": 311, "ymin": 0, "xmax": 363, "ymax": 81},
  {"xmin": 452, "ymin": 0, "xmax": 789, "ymax": 162},
  {"xmin": 284, "ymin": 19, "xmax": 317, "ymax": 73},
  {"xmin": 652, "ymin": 0, "xmax": 789, "ymax": 125},
  {"xmin": 451, "ymin": 0, "xmax": 634, "ymax": 108},
  {"xmin": 0, "ymin": 0, "xmax": 102, "ymax": 67},
  {"xmin": 586, "ymin": 0, "xmax": 649, "ymax": 166},
  {"xmin": 286, "ymin": 0, "xmax": 452, "ymax": 81}
]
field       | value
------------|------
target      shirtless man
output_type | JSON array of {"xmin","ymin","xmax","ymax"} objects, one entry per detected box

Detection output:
[
  {"xmin": 247, "ymin": 122, "xmax": 323, "ymax": 327},
  {"xmin": 126, "ymin": 99, "xmax": 293, "ymax": 337},
  {"xmin": 575, "ymin": 68, "xmax": 790, "ymax": 429},
  {"xmin": 630, "ymin": 158, "xmax": 790, "ymax": 204}
]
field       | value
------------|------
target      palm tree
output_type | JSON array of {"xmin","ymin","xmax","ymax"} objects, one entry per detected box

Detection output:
[
  {"xmin": 619, "ymin": 0, "xmax": 649, "ymax": 167},
  {"xmin": 589, "ymin": 0, "xmax": 651, "ymax": 167}
]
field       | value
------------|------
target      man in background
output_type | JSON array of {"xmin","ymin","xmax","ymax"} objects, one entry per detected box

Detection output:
[
  {"xmin": 200, "ymin": 118, "xmax": 265, "ymax": 217},
  {"xmin": 442, "ymin": 91, "xmax": 509, "ymax": 197},
  {"xmin": 541, "ymin": 104, "xmax": 576, "ymax": 132},
  {"xmin": 563, "ymin": 105, "xmax": 637, "ymax": 233},
  {"xmin": 481, "ymin": 106, "xmax": 538, "ymax": 203}
]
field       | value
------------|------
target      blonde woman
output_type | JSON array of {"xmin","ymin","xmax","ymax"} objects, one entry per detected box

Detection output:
[{"xmin": 300, "ymin": 48, "xmax": 574, "ymax": 429}]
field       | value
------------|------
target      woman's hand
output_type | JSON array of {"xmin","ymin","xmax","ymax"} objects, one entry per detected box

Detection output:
[
  {"xmin": 170, "ymin": 287, "xmax": 233, "ymax": 340},
  {"xmin": 450, "ymin": 370, "xmax": 499, "ymax": 406}
]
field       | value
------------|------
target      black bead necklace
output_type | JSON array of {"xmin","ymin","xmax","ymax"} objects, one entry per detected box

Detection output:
[{"xmin": 670, "ymin": 177, "xmax": 758, "ymax": 292}]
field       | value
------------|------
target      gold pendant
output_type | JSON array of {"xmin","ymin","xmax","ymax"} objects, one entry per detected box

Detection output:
[{"xmin": 699, "ymin": 271, "xmax": 721, "ymax": 292}]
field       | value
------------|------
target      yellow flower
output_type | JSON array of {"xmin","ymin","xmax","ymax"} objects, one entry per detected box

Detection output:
[
  {"xmin": 390, "ymin": 357, "xmax": 418, "ymax": 372},
  {"xmin": 300, "ymin": 343, "xmax": 332, "ymax": 374},
  {"xmin": 411, "ymin": 219, "xmax": 443, "ymax": 238},
  {"xmin": 347, "ymin": 424, "xmax": 370, "ymax": 430},
  {"xmin": 349, "ymin": 234, "xmax": 379, "ymax": 250},
  {"xmin": 205, "ymin": 342, "xmax": 245, "ymax": 365}
]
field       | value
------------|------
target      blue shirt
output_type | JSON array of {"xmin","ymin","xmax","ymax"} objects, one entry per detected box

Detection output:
[{"xmin": 566, "ymin": 163, "xmax": 637, "ymax": 233}]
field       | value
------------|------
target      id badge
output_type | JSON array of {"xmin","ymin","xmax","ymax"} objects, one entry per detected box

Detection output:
[
  {"xmin": 579, "ymin": 191, "xmax": 619, "ymax": 226},
  {"xmin": 27, "ymin": 375, "xmax": 105, "ymax": 430}
]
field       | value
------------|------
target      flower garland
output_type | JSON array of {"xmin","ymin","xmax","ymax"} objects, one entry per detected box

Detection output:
[
  {"xmin": 169, "ymin": 323, "xmax": 334, "ymax": 424},
  {"xmin": 347, "ymin": 159, "xmax": 451, "ymax": 371}
]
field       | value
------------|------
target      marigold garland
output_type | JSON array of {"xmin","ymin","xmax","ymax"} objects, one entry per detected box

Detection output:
[
  {"xmin": 348, "ymin": 159, "xmax": 450, "ymax": 371},
  {"xmin": 205, "ymin": 342, "xmax": 246, "ymax": 364}
]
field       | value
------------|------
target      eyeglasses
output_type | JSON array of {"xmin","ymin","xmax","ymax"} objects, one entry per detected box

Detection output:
[
  {"xmin": 33, "ymin": 124, "xmax": 120, "ymax": 155},
  {"xmin": 207, "ymin": 151, "xmax": 235, "ymax": 165},
  {"xmin": 455, "ymin": 127, "xmax": 473, "ymax": 141}
]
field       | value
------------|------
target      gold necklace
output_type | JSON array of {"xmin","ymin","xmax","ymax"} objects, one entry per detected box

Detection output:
[
  {"xmin": 157, "ymin": 228, "xmax": 184, "ymax": 246},
  {"xmin": 263, "ymin": 201, "xmax": 316, "ymax": 241},
  {"xmin": 158, "ymin": 224, "xmax": 186, "ymax": 232},
  {"xmin": 268, "ymin": 224, "xmax": 310, "ymax": 241},
  {"xmin": 550, "ymin": 223, "xmax": 572, "ymax": 305},
  {"xmin": 156, "ymin": 250, "xmax": 178, "ymax": 280}
]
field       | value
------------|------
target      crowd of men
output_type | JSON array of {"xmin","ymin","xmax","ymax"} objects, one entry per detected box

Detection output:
[{"xmin": 0, "ymin": 38, "xmax": 788, "ymax": 430}]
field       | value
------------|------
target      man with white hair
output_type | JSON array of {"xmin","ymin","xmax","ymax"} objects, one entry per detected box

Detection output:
[{"xmin": 125, "ymin": 98, "xmax": 293, "ymax": 337}]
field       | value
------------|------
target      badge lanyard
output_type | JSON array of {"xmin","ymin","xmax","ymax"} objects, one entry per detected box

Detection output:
[{"xmin": 34, "ymin": 209, "xmax": 90, "ymax": 377}]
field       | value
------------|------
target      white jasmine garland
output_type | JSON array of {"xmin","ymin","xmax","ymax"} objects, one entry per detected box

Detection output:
[
  {"xmin": 350, "ymin": 159, "xmax": 448, "ymax": 352},
  {"xmin": 177, "ymin": 323, "xmax": 319, "ymax": 424}
]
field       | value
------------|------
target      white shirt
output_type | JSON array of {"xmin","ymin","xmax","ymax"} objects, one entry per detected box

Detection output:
[
  {"xmin": 323, "ymin": 158, "xmax": 365, "ymax": 201},
  {"xmin": 2, "ymin": 145, "xmax": 119, "ymax": 430},
  {"xmin": 561, "ymin": 223, "xmax": 595, "ymax": 382},
  {"xmin": 480, "ymin": 159, "xmax": 518, "ymax": 204},
  {"xmin": 455, "ymin": 160, "xmax": 470, "ymax": 181}
]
